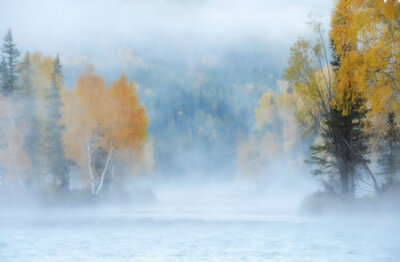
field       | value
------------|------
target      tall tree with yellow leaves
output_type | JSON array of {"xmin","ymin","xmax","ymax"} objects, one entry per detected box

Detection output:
[
  {"xmin": 328, "ymin": 0, "xmax": 400, "ymax": 194},
  {"xmin": 284, "ymin": 21, "xmax": 333, "ymax": 134},
  {"xmin": 62, "ymin": 70, "xmax": 148, "ymax": 196},
  {"xmin": 350, "ymin": 0, "xmax": 400, "ymax": 121},
  {"xmin": 285, "ymin": 17, "xmax": 373, "ymax": 196}
]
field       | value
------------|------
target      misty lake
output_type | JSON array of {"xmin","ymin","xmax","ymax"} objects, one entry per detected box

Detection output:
[
  {"xmin": 0, "ymin": 0, "xmax": 399, "ymax": 261},
  {"xmin": 1, "ymin": 209, "xmax": 399, "ymax": 262}
]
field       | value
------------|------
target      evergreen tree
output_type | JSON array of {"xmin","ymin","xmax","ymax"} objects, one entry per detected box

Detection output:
[
  {"xmin": 378, "ymin": 112, "xmax": 400, "ymax": 190},
  {"xmin": 310, "ymin": 43, "xmax": 370, "ymax": 196},
  {"xmin": 0, "ymin": 57, "xmax": 7, "ymax": 89},
  {"xmin": 45, "ymin": 54, "xmax": 69, "ymax": 189},
  {"xmin": 310, "ymin": 96, "xmax": 370, "ymax": 195},
  {"xmin": 1, "ymin": 28, "xmax": 20, "ymax": 96},
  {"xmin": 17, "ymin": 52, "xmax": 41, "ymax": 186}
]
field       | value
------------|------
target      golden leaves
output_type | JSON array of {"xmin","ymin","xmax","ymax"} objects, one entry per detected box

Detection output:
[
  {"xmin": 331, "ymin": 0, "xmax": 400, "ymax": 120},
  {"xmin": 62, "ymin": 70, "xmax": 148, "ymax": 181},
  {"xmin": 255, "ymin": 92, "xmax": 275, "ymax": 130}
]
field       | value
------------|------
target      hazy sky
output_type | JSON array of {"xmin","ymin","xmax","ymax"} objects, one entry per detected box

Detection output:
[{"xmin": 0, "ymin": 0, "xmax": 333, "ymax": 70}]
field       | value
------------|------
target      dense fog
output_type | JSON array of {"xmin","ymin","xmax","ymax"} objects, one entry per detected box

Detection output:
[{"xmin": 0, "ymin": 0, "xmax": 399, "ymax": 261}]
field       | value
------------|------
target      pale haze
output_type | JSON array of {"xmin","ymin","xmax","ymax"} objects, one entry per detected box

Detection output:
[{"xmin": 1, "ymin": 1, "xmax": 399, "ymax": 262}]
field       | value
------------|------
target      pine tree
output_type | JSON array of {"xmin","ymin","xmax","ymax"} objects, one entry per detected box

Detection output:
[
  {"xmin": 1, "ymin": 28, "xmax": 20, "ymax": 96},
  {"xmin": 378, "ymin": 112, "xmax": 400, "ymax": 190},
  {"xmin": 310, "ymin": 43, "xmax": 370, "ymax": 196},
  {"xmin": 310, "ymin": 95, "xmax": 370, "ymax": 195},
  {"xmin": 0, "ymin": 57, "xmax": 7, "ymax": 88},
  {"xmin": 17, "ymin": 52, "xmax": 41, "ymax": 186},
  {"xmin": 45, "ymin": 54, "xmax": 69, "ymax": 189}
]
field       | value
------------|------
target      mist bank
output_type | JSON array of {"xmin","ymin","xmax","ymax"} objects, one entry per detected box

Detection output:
[
  {"xmin": 0, "ymin": 0, "xmax": 399, "ymax": 219},
  {"xmin": 1, "ymin": 0, "xmax": 332, "ymax": 175}
]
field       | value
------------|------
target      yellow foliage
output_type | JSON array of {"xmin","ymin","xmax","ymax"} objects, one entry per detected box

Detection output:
[
  {"xmin": 0, "ymin": 95, "xmax": 31, "ymax": 185},
  {"xmin": 238, "ymin": 86, "xmax": 304, "ymax": 175},
  {"xmin": 330, "ymin": 0, "xmax": 400, "ymax": 122},
  {"xmin": 61, "ymin": 70, "xmax": 148, "ymax": 189},
  {"xmin": 255, "ymin": 92, "xmax": 275, "ymax": 130},
  {"xmin": 285, "ymin": 38, "xmax": 333, "ymax": 131}
]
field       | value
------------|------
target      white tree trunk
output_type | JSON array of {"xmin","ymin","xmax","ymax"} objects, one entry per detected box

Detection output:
[
  {"xmin": 86, "ymin": 139, "xmax": 95, "ymax": 195},
  {"xmin": 95, "ymin": 149, "xmax": 113, "ymax": 195}
]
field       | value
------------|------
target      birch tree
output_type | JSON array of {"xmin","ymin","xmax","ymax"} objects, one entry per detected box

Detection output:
[{"xmin": 62, "ymin": 70, "xmax": 148, "ymax": 196}]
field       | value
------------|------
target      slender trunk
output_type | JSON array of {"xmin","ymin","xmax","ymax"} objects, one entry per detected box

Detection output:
[
  {"xmin": 388, "ymin": 147, "xmax": 394, "ymax": 186},
  {"xmin": 341, "ymin": 137, "xmax": 381, "ymax": 195},
  {"xmin": 339, "ymin": 161, "xmax": 349, "ymax": 195},
  {"xmin": 110, "ymin": 164, "xmax": 115, "ymax": 191},
  {"xmin": 349, "ymin": 169, "xmax": 355, "ymax": 196},
  {"xmin": 86, "ymin": 140, "xmax": 95, "ymax": 195},
  {"xmin": 95, "ymin": 149, "xmax": 113, "ymax": 195}
]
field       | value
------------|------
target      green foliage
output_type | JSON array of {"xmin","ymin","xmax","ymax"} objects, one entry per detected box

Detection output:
[
  {"xmin": 284, "ymin": 19, "xmax": 374, "ymax": 196},
  {"xmin": 0, "ymin": 58, "xmax": 7, "ymax": 89},
  {"xmin": 44, "ymin": 54, "xmax": 69, "ymax": 189},
  {"xmin": 1, "ymin": 29, "xmax": 20, "ymax": 95},
  {"xmin": 310, "ymin": 96, "xmax": 370, "ymax": 195},
  {"xmin": 17, "ymin": 52, "xmax": 41, "ymax": 186},
  {"xmin": 284, "ymin": 33, "xmax": 333, "ymax": 135},
  {"xmin": 378, "ymin": 112, "xmax": 400, "ymax": 190}
]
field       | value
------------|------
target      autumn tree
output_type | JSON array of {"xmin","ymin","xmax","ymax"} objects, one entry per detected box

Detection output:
[
  {"xmin": 291, "ymin": 0, "xmax": 399, "ymax": 196},
  {"xmin": 350, "ymin": 0, "xmax": 400, "ymax": 122},
  {"xmin": 62, "ymin": 70, "xmax": 148, "ymax": 196},
  {"xmin": 237, "ymin": 92, "xmax": 281, "ymax": 175},
  {"xmin": 327, "ymin": 0, "xmax": 400, "ymax": 194},
  {"xmin": 237, "ymin": 82, "xmax": 306, "ymax": 177},
  {"xmin": 329, "ymin": 0, "xmax": 399, "ymax": 141},
  {"xmin": 0, "ymin": 95, "xmax": 31, "ymax": 188},
  {"xmin": 284, "ymin": 22, "xmax": 333, "ymax": 135},
  {"xmin": 338, "ymin": 1, "xmax": 400, "ymax": 192},
  {"xmin": 284, "ymin": 22, "xmax": 336, "ymax": 190},
  {"xmin": 284, "ymin": 17, "xmax": 373, "ymax": 196}
]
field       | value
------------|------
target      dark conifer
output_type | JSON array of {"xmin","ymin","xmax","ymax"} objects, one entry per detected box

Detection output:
[
  {"xmin": 309, "ymin": 42, "xmax": 370, "ymax": 196},
  {"xmin": 45, "ymin": 54, "xmax": 69, "ymax": 189},
  {"xmin": 1, "ymin": 28, "xmax": 20, "ymax": 95},
  {"xmin": 17, "ymin": 52, "xmax": 41, "ymax": 186},
  {"xmin": 378, "ymin": 112, "xmax": 400, "ymax": 190}
]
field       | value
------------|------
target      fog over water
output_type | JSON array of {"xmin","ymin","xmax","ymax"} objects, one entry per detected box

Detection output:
[
  {"xmin": 1, "ymin": 0, "xmax": 400, "ymax": 261},
  {"xmin": 0, "ymin": 0, "xmax": 333, "ymax": 203}
]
